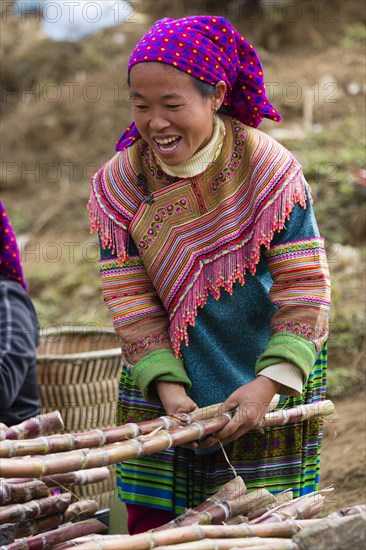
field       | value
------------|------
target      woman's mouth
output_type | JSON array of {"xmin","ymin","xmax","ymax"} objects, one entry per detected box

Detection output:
[{"xmin": 154, "ymin": 136, "xmax": 182, "ymax": 152}]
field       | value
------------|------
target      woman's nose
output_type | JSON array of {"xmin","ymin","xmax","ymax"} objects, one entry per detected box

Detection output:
[{"xmin": 149, "ymin": 113, "xmax": 170, "ymax": 131}]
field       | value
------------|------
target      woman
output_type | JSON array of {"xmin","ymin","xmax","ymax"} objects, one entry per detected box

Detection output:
[{"xmin": 88, "ymin": 16, "xmax": 330, "ymax": 534}]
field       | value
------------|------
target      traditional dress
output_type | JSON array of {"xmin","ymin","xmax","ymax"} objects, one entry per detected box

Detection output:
[{"xmin": 89, "ymin": 115, "xmax": 330, "ymax": 515}]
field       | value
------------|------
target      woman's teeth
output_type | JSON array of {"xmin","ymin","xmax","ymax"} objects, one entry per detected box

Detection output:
[{"xmin": 155, "ymin": 136, "xmax": 181, "ymax": 151}]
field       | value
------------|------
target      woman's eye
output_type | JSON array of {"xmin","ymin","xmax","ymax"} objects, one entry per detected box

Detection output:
[
  {"xmin": 135, "ymin": 105, "xmax": 148, "ymax": 111},
  {"xmin": 167, "ymin": 105, "xmax": 181, "ymax": 110}
]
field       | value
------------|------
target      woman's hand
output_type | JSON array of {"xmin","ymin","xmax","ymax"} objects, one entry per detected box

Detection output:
[
  {"xmin": 216, "ymin": 376, "xmax": 281, "ymax": 442},
  {"xmin": 197, "ymin": 376, "xmax": 281, "ymax": 448},
  {"xmin": 155, "ymin": 380, "xmax": 197, "ymax": 416}
]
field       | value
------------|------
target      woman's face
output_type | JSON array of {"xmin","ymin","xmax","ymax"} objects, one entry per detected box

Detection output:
[{"xmin": 129, "ymin": 63, "xmax": 225, "ymax": 166}]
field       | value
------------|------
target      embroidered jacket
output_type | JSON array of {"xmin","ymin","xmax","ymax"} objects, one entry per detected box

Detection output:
[{"xmin": 89, "ymin": 117, "xmax": 330, "ymax": 405}]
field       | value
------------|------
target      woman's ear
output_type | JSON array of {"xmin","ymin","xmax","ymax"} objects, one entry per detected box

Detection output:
[{"xmin": 214, "ymin": 80, "xmax": 227, "ymax": 110}]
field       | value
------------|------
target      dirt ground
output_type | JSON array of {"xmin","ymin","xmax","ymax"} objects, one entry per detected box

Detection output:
[{"xmin": 320, "ymin": 392, "xmax": 366, "ymax": 513}]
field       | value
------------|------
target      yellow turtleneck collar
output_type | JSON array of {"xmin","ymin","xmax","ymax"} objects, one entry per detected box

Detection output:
[{"xmin": 154, "ymin": 116, "xmax": 226, "ymax": 179}]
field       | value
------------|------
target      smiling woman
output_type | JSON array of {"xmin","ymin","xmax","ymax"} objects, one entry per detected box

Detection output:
[{"xmin": 88, "ymin": 15, "xmax": 331, "ymax": 536}]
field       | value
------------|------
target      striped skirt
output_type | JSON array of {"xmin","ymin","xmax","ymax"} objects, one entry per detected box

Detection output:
[{"xmin": 116, "ymin": 345, "xmax": 327, "ymax": 515}]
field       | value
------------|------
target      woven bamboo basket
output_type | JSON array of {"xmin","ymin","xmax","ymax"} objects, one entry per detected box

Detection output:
[{"xmin": 36, "ymin": 327, "xmax": 122, "ymax": 507}]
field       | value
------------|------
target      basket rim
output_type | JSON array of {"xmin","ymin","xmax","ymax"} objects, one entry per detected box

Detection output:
[
  {"xmin": 36, "ymin": 347, "xmax": 122, "ymax": 361},
  {"xmin": 39, "ymin": 326, "xmax": 117, "ymax": 339}
]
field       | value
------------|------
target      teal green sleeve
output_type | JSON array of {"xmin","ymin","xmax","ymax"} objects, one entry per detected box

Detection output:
[
  {"xmin": 131, "ymin": 349, "xmax": 192, "ymax": 404},
  {"xmin": 255, "ymin": 333, "xmax": 317, "ymax": 381}
]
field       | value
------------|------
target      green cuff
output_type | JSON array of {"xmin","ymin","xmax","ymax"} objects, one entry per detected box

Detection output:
[
  {"xmin": 132, "ymin": 349, "xmax": 192, "ymax": 404},
  {"xmin": 255, "ymin": 333, "xmax": 316, "ymax": 381}
]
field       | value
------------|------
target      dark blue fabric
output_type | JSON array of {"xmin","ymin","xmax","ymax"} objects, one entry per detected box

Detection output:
[{"xmin": 0, "ymin": 279, "xmax": 40, "ymax": 425}]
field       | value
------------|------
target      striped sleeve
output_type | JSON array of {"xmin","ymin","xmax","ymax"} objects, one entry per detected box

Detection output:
[
  {"xmin": 99, "ymin": 243, "xmax": 191, "ymax": 403},
  {"xmin": 256, "ymin": 193, "xmax": 331, "ymax": 381}
]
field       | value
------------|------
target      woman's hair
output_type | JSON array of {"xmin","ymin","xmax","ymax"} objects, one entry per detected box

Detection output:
[{"xmin": 190, "ymin": 76, "xmax": 228, "ymax": 115}]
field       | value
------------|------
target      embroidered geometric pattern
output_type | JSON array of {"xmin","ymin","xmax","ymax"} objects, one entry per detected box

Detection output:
[
  {"xmin": 99, "ymin": 256, "xmax": 171, "ymax": 364},
  {"xmin": 265, "ymin": 238, "xmax": 330, "ymax": 351},
  {"xmin": 124, "ymin": 332, "xmax": 172, "ymax": 360}
]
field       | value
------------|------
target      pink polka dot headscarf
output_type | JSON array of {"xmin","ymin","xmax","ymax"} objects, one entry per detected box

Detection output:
[
  {"xmin": 116, "ymin": 15, "xmax": 281, "ymax": 151},
  {"xmin": 0, "ymin": 201, "xmax": 27, "ymax": 291}
]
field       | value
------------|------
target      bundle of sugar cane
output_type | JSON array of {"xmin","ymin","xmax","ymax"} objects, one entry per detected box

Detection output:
[
  {"xmin": 45, "ymin": 502, "xmax": 366, "ymax": 550},
  {"xmin": 3, "ymin": 412, "xmax": 64, "ymax": 441},
  {"xmin": 0, "ymin": 404, "xmax": 222, "ymax": 459},
  {"xmin": 0, "ymin": 491, "xmax": 101, "ymax": 546},
  {"xmin": 40, "ymin": 467, "xmax": 111, "ymax": 488},
  {"xmin": 153, "ymin": 477, "xmax": 248, "ymax": 530},
  {"xmin": 0, "ymin": 400, "xmax": 335, "ymax": 459},
  {"xmin": 10, "ymin": 499, "xmax": 100, "ymax": 539},
  {"xmin": 70, "ymin": 515, "xmax": 354, "ymax": 550},
  {"xmin": 61, "ymin": 521, "xmax": 306, "ymax": 550},
  {"xmin": 1, "ymin": 518, "xmax": 107, "ymax": 550},
  {"xmin": 157, "ymin": 486, "xmax": 276, "ymax": 531},
  {"xmin": 59, "ymin": 488, "xmax": 335, "ymax": 550},
  {"xmin": 0, "ymin": 415, "xmax": 232, "ymax": 479},
  {"xmin": 0, "ymin": 401, "xmax": 335, "ymax": 479}
]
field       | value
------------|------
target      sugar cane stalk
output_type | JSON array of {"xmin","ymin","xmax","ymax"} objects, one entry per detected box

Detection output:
[
  {"xmin": 50, "ymin": 535, "xmax": 128, "ymax": 550},
  {"xmin": 0, "ymin": 480, "xmax": 49, "ymax": 505},
  {"xmin": 247, "ymin": 491, "xmax": 293, "ymax": 522},
  {"xmin": 40, "ymin": 467, "xmax": 111, "ymax": 488},
  {"xmin": 147, "ymin": 538, "xmax": 298, "ymax": 549},
  {"xmin": 262, "ymin": 400, "xmax": 334, "ymax": 428},
  {"xmin": 3, "ymin": 518, "xmax": 107, "ymax": 550},
  {"xmin": 0, "ymin": 493, "xmax": 71, "ymax": 524},
  {"xmin": 63, "ymin": 500, "xmax": 99, "ymax": 523},
  {"xmin": 0, "ymin": 400, "xmax": 335, "ymax": 459},
  {"xmin": 4, "ymin": 412, "xmax": 64, "ymax": 441},
  {"xmin": 14, "ymin": 512, "xmax": 65, "ymax": 538},
  {"xmin": 168, "ymin": 539, "xmax": 298, "ymax": 549},
  {"xmin": 228, "ymin": 489, "xmax": 276, "ymax": 518}
]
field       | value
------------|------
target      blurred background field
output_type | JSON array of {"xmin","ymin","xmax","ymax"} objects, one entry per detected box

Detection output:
[{"xmin": 1, "ymin": 0, "xmax": 365, "ymax": 515}]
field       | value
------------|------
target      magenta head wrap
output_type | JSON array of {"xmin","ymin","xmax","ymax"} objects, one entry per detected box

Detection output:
[
  {"xmin": 0, "ymin": 201, "xmax": 27, "ymax": 291},
  {"xmin": 116, "ymin": 15, "xmax": 281, "ymax": 151}
]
